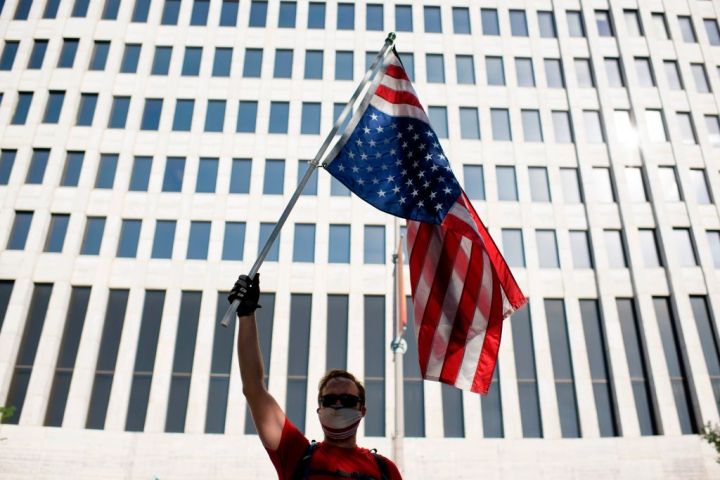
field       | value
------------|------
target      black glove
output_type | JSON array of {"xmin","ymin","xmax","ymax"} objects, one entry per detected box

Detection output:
[{"xmin": 228, "ymin": 273, "xmax": 261, "ymax": 316}]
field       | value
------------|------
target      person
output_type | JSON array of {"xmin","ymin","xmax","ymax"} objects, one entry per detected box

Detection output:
[{"xmin": 230, "ymin": 274, "xmax": 403, "ymax": 480}]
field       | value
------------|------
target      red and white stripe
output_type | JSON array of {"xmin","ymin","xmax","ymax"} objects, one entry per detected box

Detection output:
[{"xmin": 369, "ymin": 54, "xmax": 429, "ymax": 123}]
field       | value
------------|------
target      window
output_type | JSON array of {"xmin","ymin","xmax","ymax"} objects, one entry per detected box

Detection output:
[
  {"xmin": 230, "ymin": 158, "xmax": 251, "ymax": 193},
  {"xmin": 544, "ymin": 59, "xmax": 565, "ymax": 88},
  {"xmin": 243, "ymin": 48, "xmax": 262, "ymax": 77},
  {"xmin": 584, "ymin": 110, "xmax": 605, "ymax": 143},
  {"xmin": 151, "ymin": 46, "xmax": 172, "ymax": 75},
  {"xmin": 131, "ymin": 0, "xmax": 151, "ymax": 22},
  {"xmin": 190, "ymin": 0, "xmax": 210, "ymax": 25},
  {"xmin": 120, "ymin": 44, "xmax": 141, "ymax": 74},
  {"xmin": 452, "ymin": 7, "xmax": 470, "ymax": 34},
  {"xmin": 293, "ymin": 224, "xmax": 315, "ymax": 262},
  {"xmin": 186, "ymin": 221, "xmax": 210, "ymax": 259},
  {"xmin": 604, "ymin": 230, "xmax": 627, "ymax": 268},
  {"xmin": 560, "ymin": 168, "xmax": 583, "ymax": 204},
  {"xmin": 182, "ymin": 47, "xmax": 202, "ymax": 76},
  {"xmin": 117, "ymin": 219, "xmax": 141, "ymax": 258},
  {"xmin": 259, "ymin": 223, "xmax": 280, "ymax": 261},
  {"xmin": 679, "ymin": 16, "xmax": 697, "ymax": 43},
  {"xmin": 706, "ymin": 115, "xmax": 720, "ymax": 146},
  {"xmin": 709, "ymin": 231, "xmax": 720, "ymax": 267},
  {"xmin": 593, "ymin": 167, "xmax": 615, "ymax": 203},
  {"xmin": 151, "ymin": 221, "xmax": 176, "ymax": 259},
  {"xmin": 60, "ymin": 151, "xmax": 84, "ymax": 187},
  {"xmin": 491, "ymin": 108, "xmax": 512, "ymax": 141},
  {"xmin": 552, "ymin": 111, "xmax": 573, "ymax": 143},
  {"xmin": 481, "ymin": 8, "xmax": 499, "ymax": 35},
  {"xmin": 269, "ymin": 102, "xmax": 289, "ymax": 133},
  {"xmin": 459, "ymin": 107, "xmax": 480, "ymax": 140},
  {"xmin": 58, "ymin": 39, "xmax": 79, "ymax": 68},
  {"xmin": 140, "ymin": 98, "xmax": 163, "ymax": 131},
  {"xmin": 512, "ymin": 306, "xmax": 542, "ymax": 437},
  {"xmin": 207, "ymin": 291, "xmax": 238, "ymax": 433},
  {"xmin": 645, "ymin": 109, "xmax": 668, "ymax": 142},
  {"xmin": 328, "ymin": 224, "xmax": 350, "ymax": 263},
  {"xmin": 205, "ymin": 100, "xmax": 226, "ymax": 132},
  {"xmin": 395, "ymin": 5, "xmax": 413, "ymax": 32},
  {"xmin": 496, "ymin": 165, "xmax": 518, "ymax": 201},
  {"xmin": 14, "ymin": 0, "xmax": 33, "ymax": 19},
  {"xmin": 690, "ymin": 296, "xmax": 720, "ymax": 409},
  {"xmin": 521, "ymin": 110, "xmax": 543, "ymax": 142},
  {"xmin": 0, "ymin": 150, "xmax": 17, "ymax": 185},
  {"xmin": 7, "ymin": 211, "xmax": 33, "ymax": 250},
  {"xmin": 442, "ymin": 383, "xmax": 464, "ymax": 438},
  {"xmin": 331, "ymin": 176, "xmax": 350, "ymax": 196},
  {"xmin": 604, "ymin": 57, "xmax": 625, "ymax": 87},
  {"xmin": 624, "ymin": 9, "xmax": 643, "ymax": 37},
  {"xmin": 308, "ymin": 2, "xmax": 326, "ymax": 29},
  {"xmin": 286, "ymin": 294, "xmax": 312, "ymax": 432},
  {"xmin": 0, "ymin": 41, "xmax": 19, "ymax": 70},
  {"xmin": 398, "ymin": 52, "xmax": 414, "ymax": 81},
  {"xmin": 196, "ymin": 157, "xmax": 218, "ymax": 193},
  {"xmin": 456, "ymin": 55, "xmax": 475, "ymax": 84},
  {"xmin": 333, "ymin": 102, "xmax": 351, "ymax": 134},
  {"xmin": 129, "ymin": 156, "xmax": 152, "ymax": 191},
  {"xmin": 249, "ymin": 0, "xmax": 268, "ymax": 27},
  {"xmin": 614, "ymin": 110, "xmax": 638, "ymax": 147},
  {"xmin": 424, "ymin": 6, "xmax": 441, "ymax": 33},
  {"xmin": 635, "ymin": 57, "xmax": 655, "ymax": 87},
  {"xmin": 689, "ymin": 169, "xmax": 711, "ymax": 204},
  {"xmin": 162, "ymin": 157, "xmax": 185, "ymax": 192},
  {"xmin": 463, "ymin": 165, "xmax": 484, "ymax": 199},
  {"xmin": 364, "ymin": 226, "xmax": 385, "ymax": 264},
  {"xmin": 501, "ymin": 229, "xmax": 525, "ymax": 267},
  {"xmin": 79, "ymin": 217, "xmax": 105, "ymax": 255},
  {"xmin": 364, "ymin": 295, "xmax": 386, "ymax": 436},
  {"xmin": 596, "ymin": 10, "xmax": 614, "ymax": 36},
  {"xmin": 0, "ymin": 280, "xmax": 14, "ymax": 333},
  {"xmin": 278, "ymin": 1, "xmax": 296, "ymax": 28},
  {"xmin": 161, "ymin": 0, "xmax": 181, "ymax": 24},
  {"xmin": 625, "ymin": 167, "xmax": 648, "ymax": 202},
  {"xmin": 658, "ymin": 166, "xmax": 682, "ymax": 201},
  {"xmin": 673, "ymin": 228, "xmax": 698, "ymax": 266},
  {"xmin": 567, "ymin": 11, "xmax": 585, "ymax": 37},
  {"xmin": 366, "ymin": 4, "xmax": 383, "ymax": 31},
  {"xmin": 26, "ymin": 149, "xmax": 50, "ymax": 184},
  {"xmin": 305, "ymin": 50, "xmax": 323, "ymax": 79},
  {"xmin": 213, "ymin": 48, "xmax": 232, "ymax": 77},
  {"xmin": 529, "ymin": 167, "xmax": 551, "ymax": 201},
  {"xmin": 639, "ymin": 229, "xmax": 662, "ymax": 267},
  {"xmin": 44, "ymin": 214, "xmax": 70, "ymax": 253},
  {"xmin": 652, "ymin": 13, "xmax": 670, "ymax": 40},
  {"xmin": 264, "ymin": 159, "xmax": 285, "ymax": 194},
  {"xmin": 173, "ymin": 99, "xmax": 194, "ymax": 131},
  {"xmin": 510, "ymin": 10, "xmax": 529, "ymax": 36},
  {"xmin": 326, "ymin": 295, "xmax": 349, "ymax": 370},
  {"xmin": 222, "ymin": 222, "xmax": 245, "ymax": 260},
  {"xmin": 43, "ymin": 91, "xmax": 65, "ymax": 124},
  {"xmin": 569, "ymin": 230, "xmax": 593, "ymax": 268},
  {"xmin": 691, "ymin": 64, "xmax": 711, "ymax": 93},
  {"xmin": 426, "ymin": 54, "xmax": 445, "ymax": 83},
  {"xmin": 538, "ymin": 11, "xmax": 556, "ymax": 38},
  {"xmin": 220, "ymin": 0, "xmax": 239, "ymax": 26},
  {"xmin": 44, "ymin": 0, "xmax": 61, "ymax": 18},
  {"xmin": 335, "ymin": 51, "xmax": 354, "ymax": 80},
  {"xmin": 76, "ymin": 93, "xmax": 98, "ymax": 126},
  {"xmin": 237, "ymin": 101, "xmax": 258, "ymax": 133},
  {"xmin": 12, "ymin": 92, "xmax": 33, "ymax": 125},
  {"xmin": 664, "ymin": 60, "xmax": 683, "ymax": 90},
  {"xmin": 677, "ymin": 112, "xmax": 698, "ymax": 145},
  {"xmin": 428, "ymin": 106, "xmax": 448, "ymax": 138},
  {"xmin": 515, "ymin": 57, "xmax": 535, "ymax": 87},
  {"xmin": 274, "ymin": 49, "xmax": 293, "ymax": 78},
  {"xmin": 537, "ymin": 230, "xmax": 560, "ymax": 268},
  {"xmin": 300, "ymin": 102, "xmax": 321, "ymax": 135},
  {"xmin": 486, "ymin": 56, "xmax": 505, "ymax": 86},
  {"xmin": 108, "ymin": 96, "xmax": 130, "ymax": 128},
  {"xmin": 88, "ymin": 41, "xmax": 110, "ymax": 71},
  {"xmin": 705, "ymin": 19, "xmax": 720, "ymax": 45},
  {"xmin": 296, "ymin": 159, "xmax": 319, "ymax": 196},
  {"xmin": 337, "ymin": 3, "xmax": 354, "ymax": 30},
  {"xmin": 28, "ymin": 40, "xmax": 48, "ymax": 69}
]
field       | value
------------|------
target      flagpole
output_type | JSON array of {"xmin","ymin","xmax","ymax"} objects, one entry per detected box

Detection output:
[
  {"xmin": 221, "ymin": 33, "xmax": 397, "ymax": 328},
  {"xmin": 391, "ymin": 223, "xmax": 407, "ymax": 473}
]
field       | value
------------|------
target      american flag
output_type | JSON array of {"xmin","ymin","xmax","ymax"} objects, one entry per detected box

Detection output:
[{"xmin": 325, "ymin": 49, "xmax": 526, "ymax": 394}]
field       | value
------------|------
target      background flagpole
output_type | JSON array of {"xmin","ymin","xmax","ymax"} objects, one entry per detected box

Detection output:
[
  {"xmin": 221, "ymin": 33, "xmax": 397, "ymax": 328},
  {"xmin": 392, "ymin": 222, "xmax": 407, "ymax": 473}
]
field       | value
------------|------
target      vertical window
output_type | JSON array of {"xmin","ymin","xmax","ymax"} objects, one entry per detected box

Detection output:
[
  {"xmin": 117, "ymin": 219, "xmax": 142, "ymax": 258},
  {"xmin": 182, "ymin": 47, "xmax": 202, "ymax": 76},
  {"xmin": 364, "ymin": 295, "xmax": 386, "ymax": 436},
  {"xmin": 88, "ymin": 41, "xmax": 110, "ymax": 71},
  {"xmin": 426, "ymin": 54, "xmax": 445, "ymax": 83},
  {"xmin": 76, "ymin": 93, "xmax": 98, "ymax": 126},
  {"xmin": 140, "ymin": 98, "xmax": 163, "ymax": 131},
  {"xmin": 544, "ymin": 58, "xmax": 565, "ymax": 88},
  {"xmin": 482, "ymin": 365, "xmax": 503, "ymax": 438},
  {"xmin": 80, "ymin": 217, "xmax": 106, "ymax": 255},
  {"xmin": 459, "ymin": 107, "xmax": 480, "ymax": 140},
  {"xmin": 395, "ymin": 5, "xmax": 413, "ymax": 32},
  {"xmin": 481, "ymin": 8, "xmax": 499, "ymax": 35},
  {"xmin": 593, "ymin": 167, "xmax": 615, "ymax": 203},
  {"xmin": 269, "ymin": 102, "xmax": 290, "ymax": 134},
  {"xmin": 0, "ymin": 41, "xmax": 19, "ymax": 70},
  {"xmin": 567, "ymin": 10, "xmax": 585, "ymax": 37},
  {"xmin": 652, "ymin": 13, "xmax": 670, "ymax": 39},
  {"xmin": 196, "ymin": 157, "xmax": 218, "ymax": 193},
  {"xmin": 222, "ymin": 222, "xmax": 245, "ymax": 261},
  {"xmin": 44, "ymin": 214, "xmax": 70, "ymax": 253},
  {"xmin": 328, "ymin": 224, "xmax": 350, "ymax": 263},
  {"xmin": 274, "ymin": 49, "xmax": 293, "ymax": 78},
  {"xmin": 496, "ymin": 165, "xmax": 518, "ymax": 200},
  {"xmin": 710, "ymin": 231, "xmax": 720, "ymax": 267},
  {"xmin": 212, "ymin": 47, "xmax": 232, "ymax": 77},
  {"xmin": 664, "ymin": 60, "xmax": 683, "ymax": 90},
  {"xmin": 326, "ymin": 295, "xmax": 349, "ymax": 370},
  {"xmin": 28, "ymin": 39, "xmax": 48, "ymax": 69},
  {"xmin": 108, "ymin": 96, "xmax": 130, "ymax": 129},
  {"xmin": 12, "ymin": 92, "xmax": 33, "ymax": 125},
  {"xmin": 401, "ymin": 296, "xmax": 425, "ymax": 436},
  {"xmin": 131, "ymin": 0, "xmax": 151, "ymax": 22},
  {"xmin": 120, "ymin": 44, "xmax": 141, "ymax": 74},
  {"xmin": 293, "ymin": 224, "xmax": 315, "ymax": 262},
  {"xmin": 552, "ymin": 111, "xmax": 573, "ymax": 143},
  {"xmin": 456, "ymin": 55, "xmax": 475, "ymax": 84},
  {"xmin": 691, "ymin": 64, "xmax": 711, "ymax": 93},
  {"xmin": 462, "ymin": 165, "xmax": 484, "ymax": 199},
  {"xmin": 658, "ymin": 166, "xmax": 682, "ymax": 201},
  {"xmin": 521, "ymin": 110, "xmax": 543, "ymax": 142},
  {"xmin": 442, "ymin": 383, "xmax": 464, "ymax": 437},
  {"xmin": 583, "ymin": 110, "xmax": 605, "ymax": 143},
  {"xmin": 248, "ymin": 0, "xmax": 268, "ymax": 27},
  {"xmin": 398, "ymin": 52, "xmax": 414, "ymax": 81},
  {"xmin": 297, "ymin": 160, "xmax": 317, "ymax": 195},
  {"xmin": 308, "ymin": 2, "xmax": 326, "ymax": 29},
  {"xmin": 60, "ymin": 151, "xmax": 84, "ymax": 187},
  {"xmin": 0, "ymin": 150, "xmax": 17, "ymax": 185},
  {"xmin": 423, "ymin": 6, "xmax": 441, "ymax": 33},
  {"xmin": 14, "ymin": 0, "xmax": 33, "ymax": 19},
  {"xmin": 679, "ymin": 16, "xmax": 697, "ymax": 43},
  {"xmin": 625, "ymin": 166, "xmax": 648, "ymax": 203},
  {"xmin": 428, "ymin": 106, "xmax": 448, "ymax": 139},
  {"xmin": 44, "ymin": 287, "xmax": 90, "ymax": 427},
  {"xmin": 501, "ymin": 229, "xmax": 525, "ymax": 267},
  {"xmin": 263, "ymin": 159, "xmax": 285, "ymax": 194},
  {"xmin": 162, "ymin": 157, "xmax": 186, "ymax": 192},
  {"xmin": 689, "ymin": 169, "xmax": 712, "ymax": 204},
  {"xmin": 3, "ymin": 284, "xmax": 53, "ymax": 424},
  {"xmin": 364, "ymin": 225, "xmax": 385, "ymax": 264},
  {"xmin": 173, "ymin": 99, "xmax": 195, "ymax": 131},
  {"xmin": 44, "ymin": 0, "xmax": 61, "ymax": 18},
  {"xmin": 335, "ymin": 51, "xmax": 354, "ymax": 80},
  {"xmin": 278, "ymin": 1, "xmax": 296, "ymax": 28},
  {"xmin": 58, "ymin": 39, "xmax": 79, "ymax": 68},
  {"xmin": 305, "ymin": 50, "xmax": 323, "ymax": 79},
  {"xmin": 515, "ymin": 57, "xmax": 535, "ymax": 87},
  {"xmin": 486, "ymin": 56, "xmax": 505, "ymax": 86},
  {"xmin": 243, "ymin": 292, "xmax": 275, "ymax": 434},
  {"xmin": 705, "ymin": 115, "xmax": 720, "ymax": 146},
  {"xmin": 190, "ymin": 0, "xmax": 210, "ymax": 26},
  {"xmin": 624, "ymin": 9, "xmax": 643, "ymax": 36},
  {"xmin": 229, "ymin": 158, "xmax": 251, "ymax": 193},
  {"xmin": 237, "ymin": 101, "xmax": 258, "ymax": 133},
  {"xmin": 161, "ymin": 0, "xmax": 181, "ymax": 25},
  {"xmin": 569, "ymin": 230, "xmax": 593, "ymax": 268},
  {"xmin": 258, "ymin": 222, "xmax": 280, "ymax": 261},
  {"xmin": 596, "ymin": 10, "xmax": 614, "ymax": 36},
  {"xmin": 151, "ymin": 46, "xmax": 172, "ymax": 75},
  {"xmin": 635, "ymin": 57, "xmax": 655, "ymax": 87},
  {"xmin": 704, "ymin": 19, "xmax": 720, "ymax": 45},
  {"xmin": 43, "ymin": 91, "xmax": 65, "ymax": 124},
  {"xmin": 510, "ymin": 10, "xmax": 529, "ymax": 36},
  {"xmin": 536, "ymin": 230, "xmax": 560, "ymax": 268},
  {"xmin": 187, "ymin": 221, "xmax": 211, "ymax": 260},
  {"xmin": 546, "ymin": 299, "xmax": 580, "ymax": 437},
  {"xmin": 26, "ymin": 149, "xmax": 50, "ymax": 184},
  {"xmin": 604, "ymin": 230, "xmax": 627, "ymax": 268},
  {"xmin": 677, "ymin": 112, "xmax": 698, "ymax": 145},
  {"xmin": 366, "ymin": 4, "xmax": 383, "ymax": 31},
  {"xmin": 512, "ymin": 306, "xmax": 542, "ymax": 437},
  {"xmin": 286, "ymin": 294, "xmax": 312, "ymax": 432},
  {"xmin": 151, "ymin": 220, "xmax": 176, "ymax": 259},
  {"xmin": 690, "ymin": 296, "xmax": 720, "ymax": 409},
  {"xmin": 561, "ymin": 167, "xmax": 583, "ymax": 203},
  {"xmin": 219, "ymin": 0, "xmax": 239, "ymax": 26},
  {"xmin": 337, "ymin": 3, "xmax": 354, "ymax": 30},
  {"xmin": 0, "ymin": 281, "xmax": 14, "ymax": 332},
  {"xmin": 129, "ymin": 156, "xmax": 152, "ymax": 192},
  {"xmin": 528, "ymin": 167, "xmax": 551, "ymax": 202},
  {"xmin": 491, "ymin": 109, "xmax": 512, "ymax": 141},
  {"xmin": 205, "ymin": 100, "xmax": 226, "ymax": 132},
  {"xmin": 538, "ymin": 11, "xmax": 557, "ymax": 38},
  {"xmin": 452, "ymin": 7, "xmax": 470, "ymax": 34},
  {"xmin": 206, "ymin": 293, "xmax": 237, "ymax": 433},
  {"xmin": 673, "ymin": 228, "xmax": 698, "ymax": 266},
  {"xmin": 604, "ymin": 57, "xmax": 625, "ymax": 87},
  {"xmin": 653, "ymin": 297, "xmax": 698, "ymax": 434},
  {"xmin": 639, "ymin": 229, "xmax": 663, "ymax": 267},
  {"xmin": 125, "ymin": 291, "xmax": 165, "ymax": 432}
]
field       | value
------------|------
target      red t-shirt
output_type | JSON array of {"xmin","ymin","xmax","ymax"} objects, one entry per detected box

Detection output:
[{"xmin": 266, "ymin": 417, "xmax": 403, "ymax": 480}]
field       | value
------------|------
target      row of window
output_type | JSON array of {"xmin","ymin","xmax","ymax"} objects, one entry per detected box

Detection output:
[
  {"xmin": 1, "ymin": 281, "xmax": 717, "ymax": 439},
  {"xmin": 8, "ymin": 0, "xmax": 720, "ymax": 47}
]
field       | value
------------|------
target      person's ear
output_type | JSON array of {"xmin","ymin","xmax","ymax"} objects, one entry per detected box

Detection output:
[
  {"xmin": 360, "ymin": 405, "xmax": 367, "ymax": 417},
  {"xmin": 316, "ymin": 407, "xmax": 320, "ymax": 413}
]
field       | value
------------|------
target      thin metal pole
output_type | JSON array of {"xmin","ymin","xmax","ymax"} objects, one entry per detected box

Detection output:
[
  {"xmin": 391, "ymin": 221, "xmax": 406, "ymax": 473},
  {"xmin": 221, "ymin": 33, "xmax": 397, "ymax": 328}
]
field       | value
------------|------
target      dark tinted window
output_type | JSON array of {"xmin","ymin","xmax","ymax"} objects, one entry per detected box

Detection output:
[
  {"xmin": 206, "ymin": 293, "xmax": 237, "ymax": 433},
  {"xmin": 28, "ymin": 40, "xmax": 48, "ymax": 69},
  {"xmin": 44, "ymin": 214, "xmax": 70, "ymax": 253},
  {"xmin": 205, "ymin": 100, "xmax": 226, "ymax": 132},
  {"xmin": 512, "ymin": 305, "xmax": 542, "ymax": 437},
  {"xmin": 120, "ymin": 44, "xmax": 141, "ymax": 73},
  {"xmin": 196, "ymin": 157, "xmax": 218, "ymax": 193},
  {"xmin": 213, "ymin": 47, "xmax": 232, "ymax": 77},
  {"xmin": 152, "ymin": 220, "xmax": 177, "ymax": 259},
  {"xmin": 7, "ymin": 211, "xmax": 33, "ymax": 250},
  {"xmin": 151, "ymin": 46, "xmax": 172, "ymax": 75},
  {"xmin": 249, "ymin": 0, "xmax": 268, "ymax": 27},
  {"xmin": 364, "ymin": 295, "xmax": 385, "ymax": 436},
  {"xmin": 237, "ymin": 101, "xmax": 258, "ymax": 132},
  {"xmin": 173, "ymin": 99, "xmax": 194, "ymax": 131},
  {"xmin": 182, "ymin": 47, "xmax": 202, "ymax": 76},
  {"xmin": 108, "ymin": 96, "xmax": 130, "ymax": 128},
  {"xmin": 219, "ymin": 0, "xmax": 239, "ymax": 26},
  {"xmin": 278, "ymin": 1, "xmax": 296, "ymax": 27},
  {"xmin": 58, "ymin": 39, "xmax": 79, "ymax": 68},
  {"xmin": 129, "ymin": 156, "xmax": 152, "ymax": 191},
  {"xmin": 11, "ymin": 92, "xmax": 33, "ymax": 125},
  {"xmin": 0, "ymin": 150, "xmax": 16, "ymax": 185},
  {"xmin": 80, "ymin": 217, "xmax": 106, "ymax": 255},
  {"xmin": 89, "ymin": 41, "xmax": 110, "ymax": 71},
  {"xmin": 140, "ymin": 98, "xmax": 163, "ymax": 130},
  {"xmin": 162, "ymin": 157, "xmax": 185, "ymax": 192},
  {"xmin": 76, "ymin": 93, "xmax": 98, "ymax": 126},
  {"xmin": 26, "ymin": 149, "xmax": 50, "ymax": 184},
  {"xmin": 222, "ymin": 222, "xmax": 245, "ymax": 260},
  {"xmin": 326, "ymin": 295, "xmax": 348, "ymax": 370},
  {"xmin": 187, "ymin": 221, "xmax": 211, "ymax": 259},
  {"xmin": 60, "ymin": 151, "xmax": 84, "ymax": 187},
  {"xmin": 190, "ymin": 0, "xmax": 210, "ymax": 26},
  {"xmin": 117, "ymin": 219, "xmax": 142, "ymax": 258},
  {"xmin": 229, "ymin": 158, "xmax": 251, "ymax": 193}
]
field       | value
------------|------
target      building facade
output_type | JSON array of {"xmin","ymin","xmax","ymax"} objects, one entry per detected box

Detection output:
[{"xmin": 1, "ymin": 0, "xmax": 720, "ymax": 478}]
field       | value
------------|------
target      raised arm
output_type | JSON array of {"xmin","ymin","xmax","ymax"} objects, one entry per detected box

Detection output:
[{"xmin": 231, "ymin": 274, "xmax": 286, "ymax": 450}]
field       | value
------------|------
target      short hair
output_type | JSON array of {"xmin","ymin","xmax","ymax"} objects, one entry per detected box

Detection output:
[{"xmin": 317, "ymin": 369, "xmax": 366, "ymax": 406}]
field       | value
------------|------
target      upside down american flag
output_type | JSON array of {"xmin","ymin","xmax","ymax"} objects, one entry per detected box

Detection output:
[{"xmin": 323, "ymin": 49, "xmax": 527, "ymax": 395}]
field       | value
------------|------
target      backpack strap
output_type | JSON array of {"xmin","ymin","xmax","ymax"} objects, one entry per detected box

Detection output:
[
  {"xmin": 291, "ymin": 440, "xmax": 318, "ymax": 480},
  {"xmin": 371, "ymin": 450, "xmax": 389, "ymax": 480}
]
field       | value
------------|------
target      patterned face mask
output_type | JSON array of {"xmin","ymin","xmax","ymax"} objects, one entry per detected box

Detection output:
[{"xmin": 317, "ymin": 407, "xmax": 363, "ymax": 440}]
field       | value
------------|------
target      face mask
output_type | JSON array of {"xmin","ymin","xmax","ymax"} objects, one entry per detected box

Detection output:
[{"xmin": 318, "ymin": 407, "xmax": 363, "ymax": 440}]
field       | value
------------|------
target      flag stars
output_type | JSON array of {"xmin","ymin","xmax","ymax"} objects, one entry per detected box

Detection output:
[
  {"xmin": 369, "ymin": 139, "xmax": 376, "ymax": 147},
  {"xmin": 407, "ymin": 124, "xmax": 414, "ymax": 131},
  {"xmin": 392, "ymin": 186, "xmax": 401, "ymax": 194},
  {"xmin": 386, "ymin": 175, "xmax": 395, "ymax": 182},
  {"xmin": 423, "ymin": 180, "xmax": 431, "ymax": 189},
  {"xmin": 363, "ymin": 126, "xmax": 371, "ymax": 134},
  {"xmin": 366, "ymin": 165, "xmax": 373, "ymax": 172},
  {"xmin": 417, "ymin": 200, "xmax": 425, "ymax": 208},
  {"xmin": 360, "ymin": 153, "xmax": 368, "ymax": 160},
  {"xmin": 435, "ymin": 203, "xmax": 444, "ymax": 211},
  {"xmin": 338, "ymin": 164, "xmax": 345, "ymax": 171},
  {"xmin": 348, "ymin": 151, "xmax": 356, "ymax": 159},
  {"xmin": 412, "ymin": 133, "xmax": 420, "ymax": 141},
  {"xmin": 370, "ymin": 113, "xmax": 379, "ymax": 121},
  {"xmin": 378, "ymin": 189, "xmax": 386, "ymax": 197},
  {"xmin": 358, "ymin": 179, "xmax": 365, "ymax": 185},
  {"xmin": 376, "ymin": 126, "xmax": 384, "ymax": 133},
  {"xmin": 375, "ymin": 152, "xmax": 382, "ymax": 159},
  {"xmin": 429, "ymin": 191, "xmax": 437, "ymax": 199},
  {"xmin": 372, "ymin": 177, "xmax": 380, "ymax": 184},
  {"xmin": 411, "ymin": 189, "xmax": 419, "ymax": 197},
  {"xmin": 443, "ymin": 187, "xmax": 452, "ymax": 194},
  {"xmin": 356, "ymin": 139, "xmax": 363, "ymax": 146},
  {"xmin": 352, "ymin": 166, "xmax": 360, "ymax": 173},
  {"xmin": 399, "ymin": 196, "xmax": 406, "ymax": 204},
  {"xmin": 425, "ymin": 153, "xmax": 433, "ymax": 161}
]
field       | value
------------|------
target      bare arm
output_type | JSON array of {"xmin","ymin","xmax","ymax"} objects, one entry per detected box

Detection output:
[{"xmin": 238, "ymin": 311, "xmax": 286, "ymax": 450}]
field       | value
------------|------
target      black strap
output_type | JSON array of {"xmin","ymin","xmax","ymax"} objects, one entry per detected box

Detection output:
[
  {"xmin": 372, "ymin": 452, "xmax": 389, "ymax": 480},
  {"xmin": 291, "ymin": 440, "xmax": 318, "ymax": 480},
  {"xmin": 291, "ymin": 441, "xmax": 389, "ymax": 480}
]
